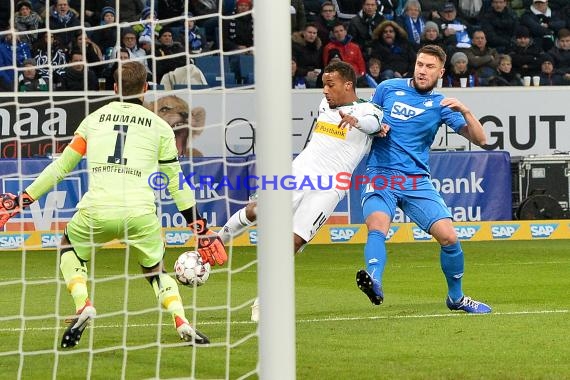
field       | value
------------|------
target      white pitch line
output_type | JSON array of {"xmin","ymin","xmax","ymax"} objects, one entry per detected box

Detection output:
[
  {"xmin": 296, "ymin": 309, "xmax": 570, "ymax": 323},
  {"xmin": 1, "ymin": 309, "xmax": 568, "ymax": 333}
]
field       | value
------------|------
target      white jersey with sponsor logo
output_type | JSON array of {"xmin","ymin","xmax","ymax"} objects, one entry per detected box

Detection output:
[{"xmin": 292, "ymin": 97, "xmax": 383, "ymax": 194}]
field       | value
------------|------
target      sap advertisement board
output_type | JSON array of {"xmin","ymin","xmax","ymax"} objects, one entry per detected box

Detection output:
[
  {"xmin": 1, "ymin": 87, "xmax": 570, "ymax": 158},
  {"xmin": 0, "ymin": 151, "xmax": 511, "ymax": 236}
]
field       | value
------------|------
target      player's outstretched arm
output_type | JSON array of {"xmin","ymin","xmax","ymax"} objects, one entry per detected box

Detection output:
[
  {"xmin": 25, "ymin": 135, "xmax": 86, "ymax": 200},
  {"xmin": 338, "ymin": 105, "xmax": 385, "ymax": 135},
  {"xmin": 0, "ymin": 135, "xmax": 85, "ymax": 228},
  {"xmin": 440, "ymin": 98, "xmax": 487, "ymax": 146}
]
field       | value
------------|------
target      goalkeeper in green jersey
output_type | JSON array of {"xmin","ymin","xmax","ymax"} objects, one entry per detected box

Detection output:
[{"xmin": 0, "ymin": 61, "xmax": 227, "ymax": 348}]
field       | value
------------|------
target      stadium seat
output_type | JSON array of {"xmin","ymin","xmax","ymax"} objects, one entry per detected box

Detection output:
[
  {"xmin": 194, "ymin": 56, "xmax": 222, "ymax": 77},
  {"xmin": 239, "ymin": 55, "xmax": 254, "ymax": 84},
  {"xmin": 204, "ymin": 72, "xmax": 236, "ymax": 87},
  {"xmin": 196, "ymin": 55, "xmax": 239, "ymax": 87},
  {"xmin": 224, "ymin": 55, "xmax": 242, "ymax": 85},
  {"xmin": 190, "ymin": 84, "xmax": 210, "ymax": 90}
]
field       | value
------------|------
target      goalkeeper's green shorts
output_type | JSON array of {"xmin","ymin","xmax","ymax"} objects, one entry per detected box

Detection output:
[{"xmin": 65, "ymin": 209, "xmax": 164, "ymax": 268}]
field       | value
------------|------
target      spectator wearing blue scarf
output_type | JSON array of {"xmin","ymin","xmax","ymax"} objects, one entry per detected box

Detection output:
[
  {"xmin": 0, "ymin": 30, "xmax": 32, "ymax": 91},
  {"xmin": 184, "ymin": 12, "xmax": 208, "ymax": 54},
  {"xmin": 397, "ymin": 0, "xmax": 426, "ymax": 50}
]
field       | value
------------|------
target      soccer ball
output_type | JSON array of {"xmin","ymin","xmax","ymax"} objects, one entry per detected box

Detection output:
[{"xmin": 174, "ymin": 251, "xmax": 211, "ymax": 287}]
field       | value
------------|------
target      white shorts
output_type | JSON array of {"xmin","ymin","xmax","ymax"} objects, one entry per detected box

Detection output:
[{"xmin": 292, "ymin": 189, "xmax": 342, "ymax": 243}]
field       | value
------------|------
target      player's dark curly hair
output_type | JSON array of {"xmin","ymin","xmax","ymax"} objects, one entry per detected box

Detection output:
[
  {"xmin": 324, "ymin": 61, "xmax": 357, "ymax": 88},
  {"xmin": 417, "ymin": 45, "xmax": 447, "ymax": 66}
]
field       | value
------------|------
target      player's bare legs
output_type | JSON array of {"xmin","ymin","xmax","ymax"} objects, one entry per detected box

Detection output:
[
  {"xmin": 293, "ymin": 234, "xmax": 307, "ymax": 254},
  {"xmin": 429, "ymin": 218, "xmax": 458, "ymax": 246}
]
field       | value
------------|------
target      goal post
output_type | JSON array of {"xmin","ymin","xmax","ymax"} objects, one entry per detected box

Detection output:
[
  {"xmin": 255, "ymin": 1, "xmax": 296, "ymax": 380},
  {"xmin": 1, "ymin": 0, "xmax": 296, "ymax": 378}
]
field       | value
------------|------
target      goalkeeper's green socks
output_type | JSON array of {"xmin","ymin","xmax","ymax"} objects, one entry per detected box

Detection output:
[
  {"xmin": 59, "ymin": 250, "xmax": 89, "ymax": 312},
  {"xmin": 218, "ymin": 207, "xmax": 255, "ymax": 244},
  {"xmin": 150, "ymin": 273, "xmax": 187, "ymax": 324}
]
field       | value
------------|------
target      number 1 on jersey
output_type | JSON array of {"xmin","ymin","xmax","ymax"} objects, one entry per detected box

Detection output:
[{"xmin": 107, "ymin": 124, "xmax": 129, "ymax": 165}]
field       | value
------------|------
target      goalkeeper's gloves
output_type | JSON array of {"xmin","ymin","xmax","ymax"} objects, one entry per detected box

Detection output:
[
  {"xmin": 0, "ymin": 192, "xmax": 34, "ymax": 228},
  {"xmin": 189, "ymin": 218, "xmax": 228, "ymax": 266}
]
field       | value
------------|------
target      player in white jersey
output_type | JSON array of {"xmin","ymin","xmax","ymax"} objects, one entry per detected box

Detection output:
[
  {"xmin": 219, "ymin": 61, "xmax": 387, "ymax": 319},
  {"xmin": 288, "ymin": 96, "xmax": 382, "ymax": 248}
]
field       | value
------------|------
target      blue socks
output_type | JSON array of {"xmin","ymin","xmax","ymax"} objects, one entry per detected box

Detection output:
[
  {"xmin": 440, "ymin": 241, "xmax": 464, "ymax": 302},
  {"xmin": 365, "ymin": 230, "xmax": 465, "ymax": 302},
  {"xmin": 364, "ymin": 230, "xmax": 387, "ymax": 284}
]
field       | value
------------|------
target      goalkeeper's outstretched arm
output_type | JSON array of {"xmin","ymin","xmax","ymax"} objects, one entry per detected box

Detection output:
[
  {"xmin": 0, "ymin": 135, "xmax": 85, "ymax": 227},
  {"xmin": 25, "ymin": 135, "xmax": 86, "ymax": 199},
  {"xmin": 160, "ymin": 159, "xmax": 228, "ymax": 266}
]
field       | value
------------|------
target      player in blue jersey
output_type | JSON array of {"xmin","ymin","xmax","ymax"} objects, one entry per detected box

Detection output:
[{"xmin": 356, "ymin": 45, "xmax": 492, "ymax": 313}]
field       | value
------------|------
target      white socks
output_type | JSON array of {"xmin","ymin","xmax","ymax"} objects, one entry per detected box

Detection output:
[{"xmin": 218, "ymin": 207, "xmax": 256, "ymax": 244}]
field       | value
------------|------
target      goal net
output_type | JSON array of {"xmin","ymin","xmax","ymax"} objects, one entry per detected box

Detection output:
[{"xmin": 0, "ymin": 1, "xmax": 293, "ymax": 378}]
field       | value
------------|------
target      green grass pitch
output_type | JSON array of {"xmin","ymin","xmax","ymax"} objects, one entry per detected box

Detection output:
[{"xmin": 1, "ymin": 240, "xmax": 569, "ymax": 379}]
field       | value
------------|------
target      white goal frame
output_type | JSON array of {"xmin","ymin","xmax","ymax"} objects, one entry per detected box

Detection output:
[{"xmin": 255, "ymin": 2, "xmax": 296, "ymax": 379}]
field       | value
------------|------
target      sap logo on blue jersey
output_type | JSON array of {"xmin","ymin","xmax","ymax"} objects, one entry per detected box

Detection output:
[
  {"xmin": 385, "ymin": 226, "xmax": 399, "ymax": 241},
  {"xmin": 0, "ymin": 234, "xmax": 30, "ymax": 249},
  {"xmin": 390, "ymin": 101, "xmax": 425, "ymax": 120},
  {"xmin": 412, "ymin": 227, "xmax": 432, "ymax": 241},
  {"xmin": 41, "ymin": 233, "xmax": 63, "ymax": 248},
  {"xmin": 330, "ymin": 227, "xmax": 359, "ymax": 242},
  {"xmin": 491, "ymin": 225, "xmax": 520, "ymax": 239},
  {"xmin": 454, "ymin": 226, "xmax": 480, "ymax": 240},
  {"xmin": 530, "ymin": 224, "xmax": 558, "ymax": 238},
  {"xmin": 249, "ymin": 229, "xmax": 257, "ymax": 244},
  {"xmin": 165, "ymin": 231, "xmax": 193, "ymax": 245}
]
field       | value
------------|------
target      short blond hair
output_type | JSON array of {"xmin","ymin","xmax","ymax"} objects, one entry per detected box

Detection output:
[
  {"xmin": 497, "ymin": 54, "xmax": 512, "ymax": 64},
  {"xmin": 113, "ymin": 61, "xmax": 147, "ymax": 96}
]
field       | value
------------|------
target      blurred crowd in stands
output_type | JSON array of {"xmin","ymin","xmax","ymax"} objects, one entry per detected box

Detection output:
[{"xmin": 1, "ymin": 0, "xmax": 570, "ymax": 92}]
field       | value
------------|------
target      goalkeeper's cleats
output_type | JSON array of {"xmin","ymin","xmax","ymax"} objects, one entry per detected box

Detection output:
[
  {"xmin": 250, "ymin": 297, "xmax": 259, "ymax": 322},
  {"xmin": 175, "ymin": 316, "xmax": 210, "ymax": 345},
  {"xmin": 446, "ymin": 295, "xmax": 492, "ymax": 314},
  {"xmin": 61, "ymin": 300, "xmax": 96, "ymax": 348},
  {"xmin": 356, "ymin": 270, "xmax": 384, "ymax": 306}
]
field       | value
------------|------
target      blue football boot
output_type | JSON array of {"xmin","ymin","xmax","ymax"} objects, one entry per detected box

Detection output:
[
  {"xmin": 446, "ymin": 295, "xmax": 492, "ymax": 314},
  {"xmin": 356, "ymin": 270, "xmax": 384, "ymax": 305}
]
